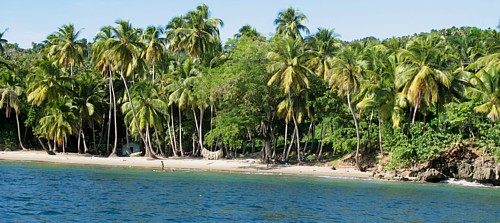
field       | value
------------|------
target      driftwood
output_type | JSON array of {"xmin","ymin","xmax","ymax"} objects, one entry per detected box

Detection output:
[{"xmin": 201, "ymin": 148, "xmax": 223, "ymax": 160}]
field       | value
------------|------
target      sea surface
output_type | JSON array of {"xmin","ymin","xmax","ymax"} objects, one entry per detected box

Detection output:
[{"xmin": 0, "ymin": 161, "xmax": 499, "ymax": 222}]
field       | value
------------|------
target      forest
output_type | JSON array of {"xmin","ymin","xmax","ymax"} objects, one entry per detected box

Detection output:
[{"xmin": 1, "ymin": 5, "xmax": 499, "ymax": 169}]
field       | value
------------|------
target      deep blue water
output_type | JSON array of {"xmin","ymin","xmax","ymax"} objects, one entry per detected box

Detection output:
[{"xmin": 0, "ymin": 161, "xmax": 499, "ymax": 222}]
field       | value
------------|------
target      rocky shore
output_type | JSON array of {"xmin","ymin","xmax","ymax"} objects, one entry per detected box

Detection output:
[{"xmin": 371, "ymin": 145, "xmax": 500, "ymax": 186}]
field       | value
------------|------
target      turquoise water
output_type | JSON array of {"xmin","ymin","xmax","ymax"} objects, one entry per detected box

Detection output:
[{"xmin": 0, "ymin": 161, "xmax": 499, "ymax": 222}]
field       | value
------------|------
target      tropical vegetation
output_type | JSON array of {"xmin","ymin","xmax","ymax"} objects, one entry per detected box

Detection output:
[{"xmin": 1, "ymin": 5, "xmax": 500, "ymax": 169}]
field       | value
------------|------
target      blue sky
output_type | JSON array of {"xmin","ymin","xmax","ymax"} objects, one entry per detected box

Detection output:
[{"xmin": 1, "ymin": 0, "xmax": 499, "ymax": 49}]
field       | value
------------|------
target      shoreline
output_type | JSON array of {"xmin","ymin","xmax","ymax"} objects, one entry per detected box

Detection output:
[{"xmin": 0, "ymin": 150, "xmax": 372, "ymax": 179}]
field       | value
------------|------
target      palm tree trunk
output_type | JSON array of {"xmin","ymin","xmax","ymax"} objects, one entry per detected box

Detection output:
[
  {"xmin": 303, "ymin": 121, "xmax": 313, "ymax": 153},
  {"xmin": 82, "ymin": 131, "xmax": 88, "ymax": 153},
  {"xmin": 178, "ymin": 108, "xmax": 184, "ymax": 157},
  {"xmin": 170, "ymin": 106, "xmax": 177, "ymax": 155},
  {"xmin": 347, "ymin": 94, "xmax": 361, "ymax": 169},
  {"xmin": 15, "ymin": 112, "xmax": 27, "ymax": 150},
  {"xmin": 282, "ymin": 121, "xmax": 288, "ymax": 161},
  {"xmin": 291, "ymin": 112, "xmax": 301, "ymax": 162},
  {"xmin": 412, "ymin": 92, "xmax": 421, "ymax": 124},
  {"xmin": 106, "ymin": 77, "xmax": 112, "ymax": 155},
  {"xmin": 77, "ymin": 127, "xmax": 82, "ymax": 154},
  {"xmin": 364, "ymin": 110, "xmax": 374, "ymax": 150},
  {"xmin": 285, "ymin": 127, "xmax": 296, "ymax": 161},
  {"xmin": 37, "ymin": 138, "xmax": 50, "ymax": 154},
  {"xmin": 166, "ymin": 115, "xmax": 177, "ymax": 157},
  {"xmin": 153, "ymin": 124, "xmax": 165, "ymax": 157},
  {"xmin": 110, "ymin": 77, "xmax": 118, "ymax": 156},
  {"xmin": 198, "ymin": 107, "xmax": 205, "ymax": 151},
  {"xmin": 378, "ymin": 112, "xmax": 384, "ymax": 156},
  {"xmin": 317, "ymin": 123, "xmax": 326, "ymax": 160},
  {"xmin": 119, "ymin": 71, "xmax": 155, "ymax": 158}
]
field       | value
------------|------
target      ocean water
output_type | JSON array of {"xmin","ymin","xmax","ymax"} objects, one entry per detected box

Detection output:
[{"xmin": 0, "ymin": 161, "xmax": 499, "ymax": 222}]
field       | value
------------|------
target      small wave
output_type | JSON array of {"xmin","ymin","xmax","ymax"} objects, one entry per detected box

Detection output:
[
  {"xmin": 317, "ymin": 175, "xmax": 363, "ymax": 180},
  {"xmin": 441, "ymin": 178, "xmax": 494, "ymax": 187}
]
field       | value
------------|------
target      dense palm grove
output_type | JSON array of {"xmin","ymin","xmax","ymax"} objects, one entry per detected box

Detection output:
[{"xmin": 1, "ymin": 5, "xmax": 499, "ymax": 168}]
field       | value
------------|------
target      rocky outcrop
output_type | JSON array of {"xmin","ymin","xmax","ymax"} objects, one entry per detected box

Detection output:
[
  {"xmin": 408, "ymin": 145, "xmax": 500, "ymax": 186},
  {"xmin": 416, "ymin": 168, "xmax": 446, "ymax": 182},
  {"xmin": 371, "ymin": 144, "xmax": 500, "ymax": 186}
]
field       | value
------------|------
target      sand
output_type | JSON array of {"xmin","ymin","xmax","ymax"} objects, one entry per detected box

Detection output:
[{"xmin": 0, "ymin": 150, "xmax": 371, "ymax": 179}]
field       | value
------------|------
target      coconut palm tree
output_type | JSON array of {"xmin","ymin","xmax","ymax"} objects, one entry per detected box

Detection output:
[
  {"xmin": 469, "ymin": 67, "xmax": 500, "ymax": 122},
  {"xmin": 234, "ymin": 25, "xmax": 262, "ymax": 40},
  {"xmin": 141, "ymin": 25, "xmax": 166, "ymax": 82},
  {"xmin": 0, "ymin": 28, "xmax": 7, "ymax": 55},
  {"xmin": 107, "ymin": 20, "xmax": 152, "ymax": 157},
  {"xmin": 395, "ymin": 34, "xmax": 452, "ymax": 124},
  {"xmin": 167, "ymin": 4, "xmax": 223, "ymax": 62},
  {"xmin": 36, "ymin": 98, "xmax": 77, "ymax": 153},
  {"xmin": 165, "ymin": 15, "xmax": 186, "ymax": 53},
  {"xmin": 267, "ymin": 38, "xmax": 313, "ymax": 162},
  {"xmin": 26, "ymin": 60, "xmax": 72, "ymax": 106},
  {"xmin": 0, "ymin": 66, "xmax": 26, "ymax": 150},
  {"xmin": 164, "ymin": 58, "xmax": 201, "ymax": 156},
  {"xmin": 305, "ymin": 28, "xmax": 341, "ymax": 79},
  {"xmin": 92, "ymin": 25, "xmax": 120, "ymax": 156},
  {"xmin": 328, "ymin": 44, "xmax": 366, "ymax": 168},
  {"xmin": 274, "ymin": 7, "xmax": 309, "ymax": 41},
  {"xmin": 122, "ymin": 80, "xmax": 167, "ymax": 158},
  {"xmin": 73, "ymin": 71, "xmax": 106, "ymax": 154},
  {"xmin": 47, "ymin": 24, "xmax": 85, "ymax": 76}
]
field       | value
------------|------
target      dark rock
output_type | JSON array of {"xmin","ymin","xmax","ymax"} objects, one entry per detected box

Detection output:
[
  {"xmin": 473, "ymin": 166, "xmax": 495, "ymax": 182},
  {"xmin": 418, "ymin": 168, "xmax": 446, "ymax": 183},
  {"xmin": 456, "ymin": 163, "xmax": 474, "ymax": 180}
]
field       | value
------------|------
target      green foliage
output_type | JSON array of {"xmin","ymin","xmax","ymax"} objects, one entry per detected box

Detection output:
[{"xmin": 384, "ymin": 122, "xmax": 459, "ymax": 169}]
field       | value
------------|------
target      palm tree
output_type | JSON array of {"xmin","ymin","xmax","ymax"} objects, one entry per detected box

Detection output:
[
  {"xmin": 26, "ymin": 60, "xmax": 72, "ymax": 106},
  {"xmin": 36, "ymin": 99, "xmax": 77, "ymax": 153},
  {"xmin": 274, "ymin": 7, "xmax": 309, "ymax": 41},
  {"xmin": 92, "ymin": 25, "xmax": 120, "ymax": 156},
  {"xmin": 305, "ymin": 28, "xmax": 341, "ymax": 79},
  {"xmin": 0, "ymin": 28, "xmax": 7, "ymax": 55},
  {"xmin": 107, "ymin": 20, "xmax": 153, "ymax": 157},
  {"xmin": 328, "ymin": 45, "xmax": 366, "ymax": 168},
  {"xmin": 122, "ymin": 80, "xmax": 167, "ymax": 158},
  {"xmin": 165, "ymin": 58, "xmax": 201, "ymax": 156},
  {"xmin": 167, "ymin": 4, "xmax": 223, "ymax": 62},
  {"xmin": 0, "ymin": 66, "xmax": 26, "ymax": 150},
  {"xmin": 395, "ymin": 34, "xmax": 452, "ymax": 124},
  {"xmin": 141, "ymin": 25, "xmax": 166, "ymax": 83},
  {"xmin": 234, "ymin": 25, "xmax": 262, "ymax": 40},
  {"xmin": 47, "ymin": 24, "xmax": 85, "ymax": 76},
  {"xmin": 165, "ymin": 15, "xmax": 186, "ymax": 53},
  {"xmin": 267, "ymin": 38, "xmax": 313, "ymax": 162},
  {"xmin": 469, "ymin": 67, "xmax": 500, "ymax": 122},
  {"xmin": 73, "ymin": 71, "xmax": 106, "ymax": 154}
]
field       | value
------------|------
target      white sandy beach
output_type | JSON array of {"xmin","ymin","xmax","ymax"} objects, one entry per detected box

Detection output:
[{"xmin": 0, "ymin": 150, "xmax": 371, "ymax": 179}]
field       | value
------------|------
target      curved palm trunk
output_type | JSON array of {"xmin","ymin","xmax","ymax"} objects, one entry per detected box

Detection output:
[
  {"xmin": 119, "ymin": 71, "xmax": 156, "ymax": 159},
  {"xmin": 198, "ymin": 107, "xmax": 205, "ymax": 152},
  {"xmin": 82, "ymin": 131, "xmax": 88, "ymax": 153},
  {"xmin": 282, "ymin": 121, "xmax": 288, "ymax": 161},
  {"xmin": 109, "ymin": 76, "xmax": 119, "ymax": 156},
  {"xmin": 166, "ymin": 115, "xmax": 176, "ymax": 157},
  {"xmin": 347, "ymin": 94, "xmax": 361, "ymax": 169},
  {"xmin": 317, "ymin": 123, "xmax": 326, "ymax": 160},
  {"xmin": 378, "ymin": 112, "xmax": 384, "ymax": 156},
  {"xmin": 170, "ymin": 106, "xmax": 178, "ymax": 155},
  {"xmin": 412, "ymin": 92, "xmax": 422, "ymax": 124},
  {"xmin": 178, "ymin": 108, "xmax": 184, "ymax": 156},
  {"xmin": 291, "ymin": 112, "xmax": 301, "ymax": 162},
  {"xmin": 15, "ymin": 112, "xmax": 27, "ymax": 150},
  {"xmin": 77, "ymin": 127, "xmax": 82, "ymax": 154}
]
